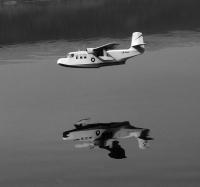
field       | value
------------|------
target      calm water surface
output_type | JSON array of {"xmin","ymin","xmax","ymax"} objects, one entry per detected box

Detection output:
[
  {"xmin": 0, "ymin": 31, "xmax": 200, "ymax": 186},
  {"xmin": 0, "ymin": 1, "xmax": 200, "ymax": 186}
]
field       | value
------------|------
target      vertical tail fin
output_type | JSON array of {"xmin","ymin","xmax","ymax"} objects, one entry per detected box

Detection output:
[
  {"xmin": 131, "ymin": 32, "xmax": 145, "ymax": 47},
  {"xmin": 131, "ymin": 32, "xmax": 146, "ymax": 53}
]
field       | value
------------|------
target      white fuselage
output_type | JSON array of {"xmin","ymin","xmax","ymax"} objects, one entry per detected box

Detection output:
[
  {"xmin": 57, "ymin": 48, "xmax": 140, "ymax": 68},
  {"xmin": 107, "ymin": 48, "xmax": 140, "ymax": 61},
  {"xmin": 57, "ymin": 32, "xmax": 145, "ymax": 68},
  {"xmin": 63, "ymin": 127, "xmax": 141, "ymax": 142}
]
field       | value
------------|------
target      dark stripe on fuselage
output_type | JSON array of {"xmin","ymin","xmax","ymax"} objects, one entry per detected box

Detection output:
[
  {"xmin": 58, "ymin": 63, "xmax": 100, "ymax": 68},
  {"xmin": 58, "ymin": 61, "xmax": 125, "ymax": 68}
]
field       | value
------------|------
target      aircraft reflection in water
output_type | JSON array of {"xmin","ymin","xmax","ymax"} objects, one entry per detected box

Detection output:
[{"xmin": 63, "ymin": 119, "xmax": 153, "ymax": 159}]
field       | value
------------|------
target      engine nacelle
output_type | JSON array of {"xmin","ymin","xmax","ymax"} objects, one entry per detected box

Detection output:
[{"xmin": 86, "ymin": 48, "xmax": 94, "ymax": 54}]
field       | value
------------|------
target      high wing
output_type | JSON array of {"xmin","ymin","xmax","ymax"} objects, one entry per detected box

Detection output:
[
  {"xmin": 86, "ymin": 43, "xmax": 119, "ymax": 56},
  {"xmin": 74, "ymin": 118, "xmax": 90, "ymax": 128},
  {"xmin": 93, "ymin": 43, "xmax": 119, "ymax": 51}
]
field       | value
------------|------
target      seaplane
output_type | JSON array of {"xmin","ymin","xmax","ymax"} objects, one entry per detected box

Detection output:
[
  {"xmin": 57, "ymin": 32, "xmax": 145, "ymax": 68},
  {"xmin": 63, "ymin": 119, "xmax": 153, "ymax": 159}
]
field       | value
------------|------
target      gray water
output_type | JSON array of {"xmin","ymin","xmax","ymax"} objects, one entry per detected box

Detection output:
[
  {"xmin": 0, "ymin": 0, "xmax": 200, "ymax": 186},
  {"xmin": 0, "ymin": 30, "xmax": 200, "ymax": 186}
]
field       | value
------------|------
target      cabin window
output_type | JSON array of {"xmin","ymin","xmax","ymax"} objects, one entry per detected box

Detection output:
[
  {"xmin": 67, "ymin": 54, "xmax": 74, "ymax": 58},
  {"xmin": 84, "ymin": 56, "xmax": 87, "ymax": 59},
  {"xmin": 76, "ymin": 56, "xmax": 78, "ymax": 59},
  {"xmin": 80, "ymin": 56, "xmax": 83, "ymax": 59}
]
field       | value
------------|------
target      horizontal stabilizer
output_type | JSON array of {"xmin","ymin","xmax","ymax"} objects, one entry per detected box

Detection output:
[{"xmin": 86, "ymin": 43, "xmax": 119, "ymax": 54}]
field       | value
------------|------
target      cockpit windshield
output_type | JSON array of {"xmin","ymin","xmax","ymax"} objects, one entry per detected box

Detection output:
[{"xmin": 67, "ymin": 53, "xmax": 74, "ymax": 58}]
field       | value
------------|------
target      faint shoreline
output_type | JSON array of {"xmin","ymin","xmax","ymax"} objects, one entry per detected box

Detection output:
[{"xmin": 0, "ymin": 0, "xmax": 200, "ymax": 45}]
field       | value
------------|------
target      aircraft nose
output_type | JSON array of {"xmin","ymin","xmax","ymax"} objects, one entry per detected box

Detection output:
[
  {"xmin": 63, "ymin": 131, "xmax": 70, "ymax": 139},
  {"xmin": 57, "ymin": 58, "xmax": 62, "ymax": 65},
  {"xmin": 57, "ymin": 58, "xmax": 69, "ymax": 66}
]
